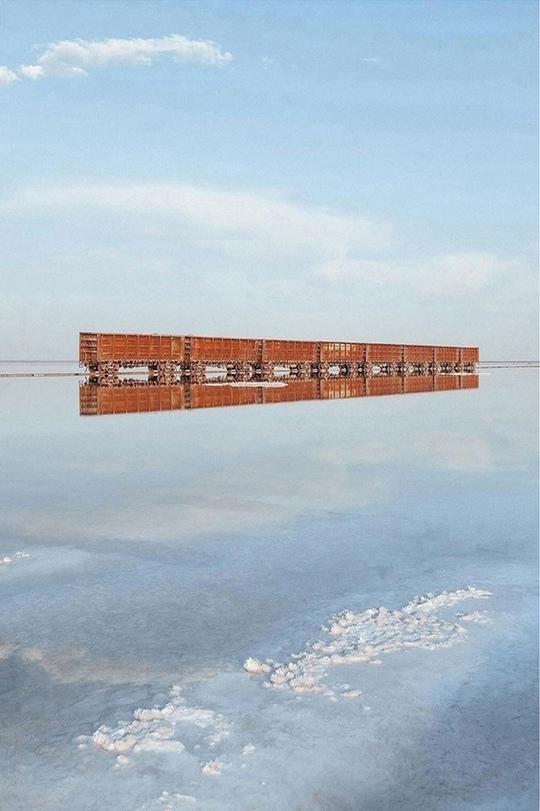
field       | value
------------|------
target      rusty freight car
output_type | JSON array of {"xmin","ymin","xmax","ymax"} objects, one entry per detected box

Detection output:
[{"xmin": 80, "ymin": 332, "xmax": 478, "ymax": 379}]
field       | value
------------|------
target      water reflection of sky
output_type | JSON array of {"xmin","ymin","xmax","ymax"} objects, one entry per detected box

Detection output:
[{"xmin": 0, "ymin": 370, "xmax": 537, "ymax": 810}]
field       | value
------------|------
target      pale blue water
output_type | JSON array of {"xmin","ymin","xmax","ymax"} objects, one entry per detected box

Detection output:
[{"xmin": 0, "ymin": 370, "xmax": 537, "ymax": 810}]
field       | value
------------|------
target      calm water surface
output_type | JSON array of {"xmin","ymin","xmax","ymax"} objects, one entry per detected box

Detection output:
[{"xmin": 0, "ymin": 370, "xmax": 538, "ymax": 810}]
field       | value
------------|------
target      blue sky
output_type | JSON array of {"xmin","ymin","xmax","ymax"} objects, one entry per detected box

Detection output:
[{"xmin": 0, "ymin": 0, "xmax": 537, "ymax": 358}]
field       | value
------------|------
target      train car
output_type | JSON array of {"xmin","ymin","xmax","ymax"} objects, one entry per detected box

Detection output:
[
  {"xmin": 79, "ymin": 333, "xmax": 184, "ymax": 368},
  {"xmin": 189, "ymin": 336, "xmax": 259, "ymax": 364},
  {"xmin": 80, "ymin": 332, "xmax": 477, "ymax": 375},
  {"xmin": 320, "ymin": 341, "xmax": 366, "ymax": 364},
  {"xmin": 365, "ymin": 343, "xmax": 403, "ymax": 364},
  {"xmin": 262, "ymin": 339, "xmax": 318, "ymax": 364},
  {"xmin": 403, "ymin": 345, "xmax": 434, "ymax": 365},
  {"xmin": 461, "ymin": 347, "xmax": 479, "ymax": 364}
]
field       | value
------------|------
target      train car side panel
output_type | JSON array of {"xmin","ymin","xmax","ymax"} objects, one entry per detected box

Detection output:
[
  {"xmin": 262, "ymin": 340, "xmax": 318, "ymax": 363},
  {"xmin": 320, "ymin": 342, "xmax": 366, "ymax": 363},
  {"xmin": 366, "ymin": 343, "xmax": 402, "ymax": 363},
  {"xmin": 190, "ymin": 337, "xmax": 259, "ymax": 363},
  {"xmin": 79, "ymin": 333, "xmax": 98, "ymax": 366},
  {"xmin": 435, "ymin": 346, "xmax": 460, "ymax": 364},
  {"xmin": 461, "ymin": 347, "xmax": 479, "ymax": 364},
  {"xmin": 403, "ymin": 345, "xmax": 434, "ymax": 364}
]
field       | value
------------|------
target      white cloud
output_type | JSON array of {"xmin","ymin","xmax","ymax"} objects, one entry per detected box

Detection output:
[
  {"xmin": 1, "ymin": 179, "xmax": 534, "ymax": 356},
  {"xmin": 18, "ymin": 34, "xmax": 232, "ymax": 79},
  {"xmin": 0, "ymin": 66, "xmax": 18, "ymax": 85},
  {"xmin": 319, "ymin": 252, "xmax": 508, "ymax": 294},
  {"xmin": 18, "ymin": 64, "xmax": 44, "ymax": 79},
  {"xmin": 5, "ymin": 181, "xmax": 387, "ymax": 265}
]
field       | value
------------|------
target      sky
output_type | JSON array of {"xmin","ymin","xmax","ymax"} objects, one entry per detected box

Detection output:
[{"xmin": 0, "ymin": 0, "xmax": 537, "ymax": 359}]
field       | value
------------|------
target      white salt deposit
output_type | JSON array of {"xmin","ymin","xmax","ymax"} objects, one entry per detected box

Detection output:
[
  {"xmin": 159, "ymin": 792, "xmax": 196, "ymax": 806},
  {"xmin": 456, "ymin": 610, "xmax": 492, "ymax": 624},
  {"xmin": 140, "ymin": 791, "xmax": 196, "ymax": 810},
  {"xmin": 244, "ymin": 586, "xmax": 492, "ymax": 698},
  {"xmin": 0, "ymin": 551, "xmax": 30, "ymax": 567},
  {"xmin": 83, "ymin": 685, "xmax": 230, "ymax": 765},
  {"xmin": 200, "ymin": 758, "xmax": 226, "ymax": 776}
]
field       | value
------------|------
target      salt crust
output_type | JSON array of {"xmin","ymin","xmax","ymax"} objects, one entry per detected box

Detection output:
[
  {"xmin": 200, "ymin": 758, "xmax": 226, "ymax": 776},
  {"xmin": 244, "ymin": 586, "xmax": 492, "ymax": 698},
  {"xmin": 456, "ymin": 610, "xmax": 492, "ymax": 624},
  {"xmin": 81, "ymin": 685, "xmax": 230, "ymax": 771},
  {"xmin": 159, "ymin": 791, "xmax": 196, "ymax": 806},
  {"xmin": 83, "ymin": 585, "xmax": 492, "ymax": 806},
  {"xmin": 0, "ymin": 551, "xmax": 30, "ymax": 567},
  {"xmin": 139, "ymin": 790, "xmax": 196, "ymax": 810}
]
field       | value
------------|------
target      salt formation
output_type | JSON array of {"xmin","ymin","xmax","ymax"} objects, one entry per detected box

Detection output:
[
  {"xmin": 82, "ymin": 685, "xmax": 230, "ymax": 768},
  {"xmin": 200, "ymin": 758, "xmax": 226, "ymax": 776},
  {"xmin": 139, "ymin": 791, "xmax": 196, "ymax": 810},
  {"xmin": 456, "ymin": 610, "xmax": 492, "ymax": 624},
  {"xmin": 0, "ymin": 551, "xmax": 30, "ymax": 567},
  {"xmin": 244, "ymin": 586, "xmax": 492, "ymax": 698},
  {"xmin": 158, "ymin": 791, "xmax": 196, "ymax": 807}
]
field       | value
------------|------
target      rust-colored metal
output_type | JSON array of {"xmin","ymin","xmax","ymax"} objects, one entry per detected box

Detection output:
[
  {"xmin": 365, "ymin": 343, "xmax": 403, "ymax": 364},
  {"xmin": 79, "ymin": 372, "xmax": 479, "ymax": 417},
  {"xmin": 262, "ymin": 339, "xmax": 318, "ymax": 363},
  {"xmin": 262, "ymin": 380, "xmax": 320, "ymax": 403},
  {"xmin": 434, "ymin": 345, "xmax": 460, "ymax": 365},
  {"xmin": 320, "ymin": 377, "xmax": 367, "ymax": 398},
  {"xmin": 189, "ymin": 384, "xmax": 261, "ymax": 409},
  {"xmin": 190, "ymin": 336, "xmax": 259, "ymax": 364},
  {"xmin": 79, "ymin": 332, "xmax": 184, "ymax": 367},
  {"xmin": 403, "ymin": 345, "xmax": 434, "ymax": 364},
  {"xmin": 366, "ymin": 376, "xmax": 404, "ymax": 396},
  {"xmin": 461, "ymin": 347, "xmax": 479, "ymax": 364},
  {"xmin": 460, "ymin": 374, "xmax": 479, "ymax": 389},
  {"xmin": 81, "ymin": 384, "xmax": 185, "ymax": 415},
  {"xmin": 79, "ymin": 332, "xmax": 478, "ymax": 379},
  {"xmin": 320, "ymin": 342, "xmax": 366, "ymax": 363},
  {"xmin": 403, "ymin": 376, "xmax": 435, "ymax": 394},
  {"xmin": 434, "ymin": 374, "xmax": 460, "ymax": 391}
]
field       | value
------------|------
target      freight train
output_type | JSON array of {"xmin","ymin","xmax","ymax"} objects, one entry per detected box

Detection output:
[{"xmin": 79, "ymin": 332, "xmax": 479, "ymax": 378}]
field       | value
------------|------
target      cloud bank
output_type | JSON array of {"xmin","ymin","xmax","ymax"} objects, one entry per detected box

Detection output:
[
  {"xmin": 1, "ymin": 179, "xmax": 535, "ymax": 357},
  {"xmin": 4, "ymin": 181, "xmax": 514, "ymax": 296},
  {"xmin": 7, "ymin": 35, "xmax": 232, "ymax": 84}
]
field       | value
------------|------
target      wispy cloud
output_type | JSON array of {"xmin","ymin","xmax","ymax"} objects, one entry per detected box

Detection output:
[
  {"xmin": 0, "ymin": 66, "xmax": 18, "ymax": 85},
  {"xmin": 319, "ymin": 252, "xmax": 510, "ymax": 294},
  {"xmin": 2, "ymin": 181, "xmax": 520, "ymax": 298},
  {"xmin": 8, "ymin": 34, "xmax": 232, "ymax": 84},
  {"xmin": 4, "ymin": 181, "xmax": 386, "ymax": 264}
]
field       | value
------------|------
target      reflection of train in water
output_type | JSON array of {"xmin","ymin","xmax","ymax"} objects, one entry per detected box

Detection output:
[
  {"xmin": 80, "ymin": 375, "xmax": 479, "ymax": 417},
  {"xmin": 80, "ymin": 332, "xmax": 479, "ymax": 379}
]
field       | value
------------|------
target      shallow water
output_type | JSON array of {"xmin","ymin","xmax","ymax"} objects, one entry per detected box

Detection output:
[{"xmin": 0, "ymin": 370, "xmax": 538, "ymax": 810}]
